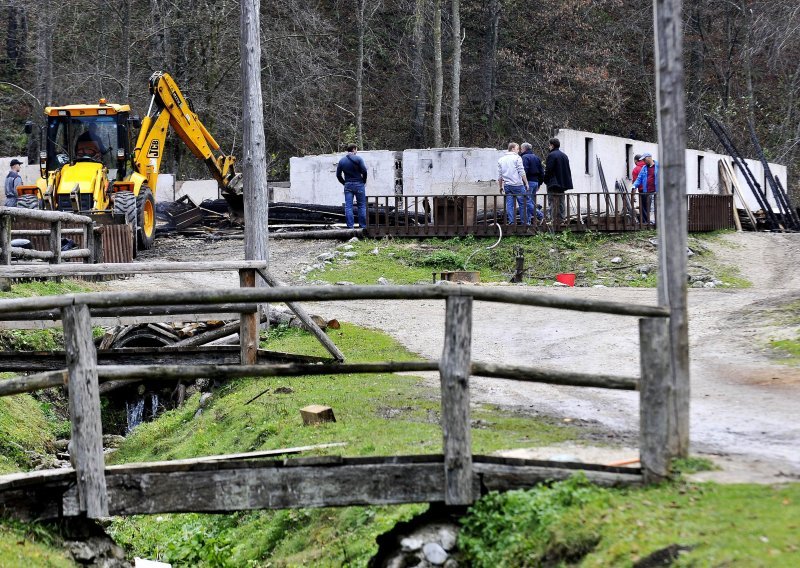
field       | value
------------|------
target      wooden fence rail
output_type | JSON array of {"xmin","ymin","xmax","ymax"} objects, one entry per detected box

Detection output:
[{"xmin": 0, "ymin": 206, "xmax": 95, "ymax": 265}]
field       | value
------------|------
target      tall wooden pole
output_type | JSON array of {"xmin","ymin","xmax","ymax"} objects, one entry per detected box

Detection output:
[
  {"xmin": 653, "ymin": 0, "xmax": 689, "ymax": 458},
  {"xmin": 241, "ymin": 0, "xmax": 269, "ymax": 323}
]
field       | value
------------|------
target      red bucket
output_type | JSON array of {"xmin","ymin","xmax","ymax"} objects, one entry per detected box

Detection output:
[{"xmin": 556, "ymin": 273, "xmax": 576, "ymax": 287}]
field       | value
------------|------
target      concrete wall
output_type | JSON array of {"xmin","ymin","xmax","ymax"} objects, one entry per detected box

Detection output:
[
  {"xmin": 555, "ymin": 128, "xmax": 787, "ymax": 211},
  {"xmin": 175, "ymin": 179, "xmax": 219, "ymax": 204},
  {"xmin": 401, "ymin": 147, "xmax": 502, "ymax": 196},
  {"xmin": 288, "ymin": 150, "xmax": 400, "ymax": 206}
]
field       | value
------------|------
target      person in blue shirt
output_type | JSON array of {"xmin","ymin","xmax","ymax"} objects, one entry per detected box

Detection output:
[
  {"xmin": 336, "ymin": 144, "xmax": 368, "ymax": 229},
  {"xmin": 520, "ymin": 142, "xmax": 544, "ymax": 223},
  {"xmin": 631, "ymin": 152, "xmax": 659, "ymax": 225}
]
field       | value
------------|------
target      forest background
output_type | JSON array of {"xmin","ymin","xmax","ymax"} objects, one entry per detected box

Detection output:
[{"xmin": 0, "ymin": 0, "xmax": 797, "ymax": 196}]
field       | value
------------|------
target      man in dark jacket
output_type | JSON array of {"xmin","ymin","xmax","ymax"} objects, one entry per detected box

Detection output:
[
  {"xmin": 520, "ymin": 142, "xmax": 544, "ymax": 222},
  {"xmin": 336, "ymin": 143, "xmax": 368, "ymax": 229},
  {"xmin": 544, "ymin": 138, "xmax": 573, "ymax": 221},
  {"xmin": 4, "ymin": 159, "xmax": 23, "ymax": 207}
]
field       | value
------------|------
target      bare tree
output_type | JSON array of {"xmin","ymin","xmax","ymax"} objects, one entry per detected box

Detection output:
[
  {"xmin": 433, "ymin": 0, "xmax": 443, "ymax": 147},
  {"xmin": 450, "ymin": 0, "xmax": 461, "ymax": 146},
  {"xmin": 410, "ymin": 0, "xmax": 428, "ymax": 147}
]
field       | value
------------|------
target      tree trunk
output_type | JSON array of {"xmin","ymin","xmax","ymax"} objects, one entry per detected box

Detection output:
[
  {"xmin": 482, "ymin": 0, "xmax": 500, "ymax": 135},
  {"xmin": 433, "ymin": 0, "xmax": 443, "ymax": 147},
  {"xmin": 450, "ymin": 0, "xmax": 461, "ymax": 146},
  {"xmin": 356, "ymin": 0, "xmax": 366, "ymax": 148},
  {"xmin": 240, "ymin": 0, "xmax": 269, "ymax": 308},
  {"xmin": 410, "ymin": 0, "xmax": 428, "ymax": 147}
]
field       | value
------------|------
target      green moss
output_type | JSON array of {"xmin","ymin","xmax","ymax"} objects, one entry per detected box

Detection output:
[
  {"xmin": 770, "ymin": 336, "xmax": 800, "ymax": 366},
  {"xmin": 0, "ymin": 521, "xmax": 74, "ymax": 567},
  {"xmin": 0, "ymin": 394, "xmax": 56, "ymax": 473}
]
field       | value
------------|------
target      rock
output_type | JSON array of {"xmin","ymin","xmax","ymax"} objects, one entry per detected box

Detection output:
[
  {"xmin": 54, "ymin": 439, "xmax": 70, "ymax": 452},
  {"xmin": 377, "ymin": 277, "xmax": 390, "ymax": 285},
  {"xmin": 548, "ymin": 453, "xmax": 582, "ymax": 462},
  {"xmin": 341, "ymin": 244, "xmax": 355, "ymax": 250},
  {"xmin": 335, "ymin": 281, "xmax": 355, "ymax": 286},
  {"xmin": 103, "ymin": 434, "xmax": 125, "ymax": 449},
  {"xmin": 371, "ymin": 248, "xmax": 380, "ymax": 255},
  {"xmin": 692, "ymin": 281, "xmax": 705, "ymax": 288},
  {"xmin": 438, "ymin": 528, "xmax": 457, "ymax": 551},
  {"xmin": 443, "ymin": 559, "xmax": 459, "ymax": 568},
  {"xmin": 401, "ymin": 537, "xmax": 424, "ymax": 552},
  {"xmin": 687, "ymin": 247, "xmax": 695, "ymax": 257},
  {"xmin": 196, "ymin": 378, "xmax": 211, "ymax": 391},
  {"xmin": 592, "ymin": 284, "xmax": 607, "ymax": 288},
  {"xmin": 553, "ymin": 281, "xmax": 569, "ymax": 287},
  {"xmin": 712, "ymin": 279, "xmax": 724, "ymax": 286},
  {"xmin": 638, "ymin": 264, "xmax": 654, "ymax": 275},
  {"xmin": 311, "ymin": 262, "xmax": 325, "ymax": 270},
  {"xmin": 610, "ymin": 256, "xmax": 622, "ymax": 264},
  {"xmin": 343, "ymin": 252, "xmax": 358, "ymax": 259},
  {"xmin": 423, "ymin": 542, "xmax": 448, "ymax": 565},
  {"xmin": 317, "ymin": 252, "xmax": 335, "ymax": 262},
  {"xmin": 648, "ymin": 237, "xmax": 658, "ymax": 247},
  {"xmin": 625, "ymin": 275, "xmax": 637, "ymax": 281},
  {"xmin": 348, "ymin": 236, "xmax": 360, "ymax": 242},
  {"xmin": 703, "ymin": 281, "xmax": 716, "ymax": 288},
  {"xmin": 199, "ymin": 392, "xmax": 213, "ymax": 409}
]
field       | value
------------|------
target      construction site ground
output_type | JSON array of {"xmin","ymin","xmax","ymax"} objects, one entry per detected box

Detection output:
[{"xmin": 116, "ymin": 232, "xmax": 800, "ymax": 483}]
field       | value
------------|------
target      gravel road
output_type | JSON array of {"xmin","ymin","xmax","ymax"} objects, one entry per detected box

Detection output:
[{"xmin": 110, "ymin": 232, "xmax": 800, "ymax": 479}]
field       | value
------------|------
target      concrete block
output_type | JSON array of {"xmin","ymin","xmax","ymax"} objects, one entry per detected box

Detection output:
[{"xmin": 300, "ymin": 405, "xmax": 336, "ymax": 425}]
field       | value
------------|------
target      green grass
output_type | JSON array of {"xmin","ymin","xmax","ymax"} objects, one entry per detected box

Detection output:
[
  {"xmin": 109, "ymin": 323, "xmax": 576, "ymax": 566},
  {"xmin": 307, "ymin": 231, "xmax": 749, "ymax": 288},
  {"xmin": 0, "ymin": 279, "xmax": 96, "ymax": 300},
  {"xmin": 770, "ymin": 336, "xmax": 800, "ymax": 366},
  {"xmin": 0, "ymin": 394, "xmax": 57, "ymax": 474},
  {"xmin": 459, "ymin": 476, "xmax": 800, "ymax": 567},
  {"xmin": 0, "ymin": 520, "xmax": 74, "ymax": 567}
]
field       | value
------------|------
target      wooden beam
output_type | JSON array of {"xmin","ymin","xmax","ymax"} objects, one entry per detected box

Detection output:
[
  {"xmin": 0, "ymin": 206, "xmax": 92, "ymax": 225},
  {"xmin": 440, "ymin": 295, "xmax": 473, "ymax": 505},
  {"xmin": 638, "ymin": 317, "xmax": 672, "ymax": 483},
  {"xmin": 62, "ymin": 303, "xmax": 107, "ymax": 518},
  {"xmin": 256, "ymin": 268, "xmax": 345, "ymax": 362},
  {"xmin": 239, "ymin": 268, "xmax": 258, "ymax": 365},
  {"xmin": 653, "ymin": 0, "xmax": 690, "ymax": 458},
  {"xmin": 470, "ymin": 361, "xmax": 638, "ymax": 390},
  {"xmin": 0, "ymin": 216, "xmax": 10, "ymax": 265},
  {"xmin": 0, "ymin": 260, "xmax": 268, "ymax": 279},
  {"xmin": 48, "ymin": 221, "xmax": 61, "ymax": 265},
  {"xmin": 0, "ymin": 369, "xmax": 68, "ymax": 397},
  {"xmin": 0, "ymin": 285, "xmax": 670, "ymax": 318}
]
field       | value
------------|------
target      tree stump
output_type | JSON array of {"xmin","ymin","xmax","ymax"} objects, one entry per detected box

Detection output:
[{"xmin": 300, "ymin": 405, "xmax": 336, "ymax": 425}]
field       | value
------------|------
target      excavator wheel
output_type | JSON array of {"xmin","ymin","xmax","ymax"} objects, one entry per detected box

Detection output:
[
  {"xmin": 136, "ymin": 187, "xmax": 156, "ymax": 250},
  {"xmin": 113, "ymin": 190, "xmax": 138, "ymax": 257},
  {"xmin": 16, "ymin": 195, "xmax": 41, "ymax": 209}
]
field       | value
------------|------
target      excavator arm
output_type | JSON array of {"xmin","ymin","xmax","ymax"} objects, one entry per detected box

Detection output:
[{"xmin": 133, "ymin": 71, "xmax": 241, "ymax": 202}]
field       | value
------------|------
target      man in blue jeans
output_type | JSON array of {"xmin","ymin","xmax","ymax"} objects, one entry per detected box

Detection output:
[
  {"xmin": 520, "ymin": 142, "xmax": 544, "ymax": 223},
  {"xmin": 336, "ymin": 143, "xmax": 368, "ymax": 229},
  {"xmin": 498, "ymin": 142, "xmax": 529, "ymax": 225}
]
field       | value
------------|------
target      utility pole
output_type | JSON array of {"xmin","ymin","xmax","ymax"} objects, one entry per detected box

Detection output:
[{"xmin": 653, "ymin": 0, "xmax": 689, "ymax": 458}]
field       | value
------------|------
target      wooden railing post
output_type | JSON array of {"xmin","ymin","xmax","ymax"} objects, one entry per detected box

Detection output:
[
  {"xmin": 63, "ymin": 303, "xmax": 108, "ymax": 517},
  {"xmin": 639, "ymin": 317, "xmax": 672, "ymax": 483},
  {"xmin": 439, "ymin": 295, "xmax": 473, "ymax": 505},
  {"xmin": 239, "ymin": 268, "xmax": 258, "ymax": 365},
  {"xmin": 49, "ymin": 221, "xmax": 61, "ymax": 264},
  {"xmin": 85, "ymin": 223, "xmax": 96, "ymax": 264},
  {"xmin": 0, "ymin": 214, "xmax": 11, "ymax": 265}
]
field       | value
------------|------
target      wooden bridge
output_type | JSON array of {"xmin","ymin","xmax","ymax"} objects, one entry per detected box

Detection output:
[{"xmin": 0, "ymin": 259, "xmax": 680, "ymax": 521}]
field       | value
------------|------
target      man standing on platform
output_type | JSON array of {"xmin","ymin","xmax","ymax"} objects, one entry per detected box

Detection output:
[
  {"xmin": 631, "ymin": 152, "xmax": 658, "ymax": 225},
  {"xmin": 544, "ymin": 138, "xmax": 573, "ymax": 221},
  {"xmin": 520, "ymin": 142, "xmax": 544, "ymax": 223},
  {"xmin": 498, "ymin": 142, "xmax": 529, "ymax": 225},
  {"xmin": 336, "ymin": 144, "xmax": 368, "ymax": 229}
]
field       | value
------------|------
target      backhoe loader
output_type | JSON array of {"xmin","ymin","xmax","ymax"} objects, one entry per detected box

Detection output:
[{"xmin": 22, "ymin": 71, "xmax": 242, "ymax": 251}]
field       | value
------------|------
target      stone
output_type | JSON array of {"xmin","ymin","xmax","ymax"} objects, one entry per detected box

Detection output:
[
  {"xmin": 692, "ymin": 281, "xmax": 705, "ymax": 288},
  {"xmin": 703, "ymin": 281, "xmax": 716, "ymax": 288},
  {"xmin": 423, "ymin": 542, "xmax": 448, "ymax": 565},
  {"xmin": 103, "ymin": 434, "xmax": 125, "ymax": 448},
  {"xmin": 371, "ymin": 248, "xmax": 380, "ymax": 255},
  {"xmin": 317, "ymin": 252, "xmax": 336, "ymax": 262},
  {"xmin": 687, "ymin": 247, "xmax": 695, "ymax": 257},
  {"xmin": 553, "ymin": 281, "xmax": 569, "ymax": 287},
  {"xmin": 638, "ymin": 264, "xmax": 654, "ymax": 275},
  {"xmin": 438, "ymin": 528, "xmax": 457, "ymax": 551},
  {"xmin": 341, "ymin": 244, "xmax": 355, "ymax": 250},
  {"xmin": 592, "ymin": 284, "xmax": 607, "ymax": 288},
  {"xmin": 198, "ymin": 392, "xmax": 213, "ymax": 409},
  {"xmin": 610, "ymin": 256, "xmax": 622, "ymax": 264},
  {"xmin": 335, "ymin": 281, "xmax": 355, "ymax": 286},
  {"xmin": 443, "ymin": 559, "xmax": 459, "ymax": 568},
  {"xmin": 196, "ymin": 378, "xmax": 211, "ymax": 391},
  {"xmin": 54, "ymin": 439, "xmax": 70, "ymax": 452},
  {"xmin": 401, "ymin": 537, "xmax": 424, "ymax": 552},
  {"xmin": 348, "ymin": 236, "xmax": 360, "ymax": 242},
  {"xmin": 377, "ymin": 277, "xmax": 390, "ymax": 285},
  {"xmin": 343, "ymin": 252, "xmax": 358, "ymax": 259}
]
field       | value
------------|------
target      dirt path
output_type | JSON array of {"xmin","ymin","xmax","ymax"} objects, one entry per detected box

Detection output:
[{"xmin": 108, "ymin": 232, "xmax": 800, "ymax": 479}]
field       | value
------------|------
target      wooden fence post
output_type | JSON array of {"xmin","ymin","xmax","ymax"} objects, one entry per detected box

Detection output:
[
  {"xmin": 639, "ymin": 317, "xmax": 672, "ymax": 483},
  {"xmin": 63, "ymin": 303, "xmax": 108, "ymax": 517},
  {"xmin": 239, "ymin": 268, "xmax": 258, "ymax": 365},
  {"xmin": 439, "ymin": 295, "xmax": 473, "ymax": 505},
  {"xmin": 0, "ymin": 215, "xmax": 10, "ymax": 265},
  {"xmin": 49, "ymin": 221, "xmax": 61, "ymax": 264},
  {"xmin": 85, "ymin": 223, "xmax": 96, "ymax": 264}
]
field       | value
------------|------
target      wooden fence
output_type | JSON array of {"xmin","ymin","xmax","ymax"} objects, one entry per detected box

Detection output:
[
  {"xmin": 0, "ymin": 261, "xmax": 678, "ymax": 520},
  {"xmin": 365, "ymin": 193, "xmax": 733, "ymax": 237},
  {"xmin": 0, "ymin": 207, "xmax": 95, "ymax": 264}
]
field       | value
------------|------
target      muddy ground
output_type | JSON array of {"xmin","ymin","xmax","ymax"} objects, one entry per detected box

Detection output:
[{"xmin": 113, "ymin": 231, "xmax": 800, "ymax": 481}]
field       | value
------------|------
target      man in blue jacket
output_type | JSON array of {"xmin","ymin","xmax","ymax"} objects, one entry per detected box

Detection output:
[
  {"xmin": 336, "ymin": 144, "xmax": 368, "ymax": 229},
  {"xmin": 520, "ymin": 142, "xmax": 544, "ymax": 223},
  {"xmin": 4, "ymin": 159, "xmax": 23, "ymax": 207},
  {"xmin": 631, "ymin": 152, "xmax": 658, "ymax": 225}
]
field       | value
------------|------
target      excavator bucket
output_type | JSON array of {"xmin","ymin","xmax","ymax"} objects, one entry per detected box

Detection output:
[{"xmin": 222, "ymin": 173, "xmax": 245, "ymax": 221}]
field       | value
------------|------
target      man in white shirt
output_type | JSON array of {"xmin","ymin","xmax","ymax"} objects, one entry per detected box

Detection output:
[{"xmin": 497, "ymin": 142, "xmax": 529, "ymax": 225}]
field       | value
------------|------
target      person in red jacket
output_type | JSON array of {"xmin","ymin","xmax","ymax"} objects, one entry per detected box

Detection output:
[{"xmin": 630, "ymin": 154, "xmax": 645, "ymax": 221}]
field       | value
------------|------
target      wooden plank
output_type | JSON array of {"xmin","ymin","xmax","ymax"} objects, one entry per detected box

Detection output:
[
  {"xmin": 653, "ymin": 0, "xmax": 690, "ymax": 458},
  {"xmin": 440, "ymin": 295, "xmax": 473, "ymax": 505},
  {"xmin": 48, "ymin": 221, "xmax": 61, "ymax": 265},
  {"xmin": 474, "ymin": 461, "xmax": 642, "ymax": 490},
  {"xmin": 470, "ymin": 361, "xmax": 637, "ymax": 390},
  {"xmin": 0, "ymin": 206, "xmax": 92, "ymax": 225},
  {"xmin": 638, "ymin": 317, "xmax": 672, "ymax": 483},
  {"xmin": 0, "ymin": 260, "xmax": 268, "ymax": 278},
  {"xmin": 0, "ymin": 285, "xmax": 671, "ymax": 318},
  {"xmin": 60, "ymin": 248, "xmax": 90, "ymax": 260},
  {"xmin": 239, "ymin": 268, "xmax": 258, "ymax": 365},
  {"xmin": 0, "ymin": 369, "xmax": 68, "ymax": 397},
  {"xmin": 9, "ymin": 247, "xmax": 53, "ymax": 260},
  {"xmin": 256, "ymin": 268, "xmax": 345, "ymax": 362},
  {"xmin": 0, "ymin": 303, "xmax": 259, "ymax": 322},
  {"xmin": 10, "ymin": 228, "xmax": 85, "ymax": 236},
  {"xmin": 62, "ymin": 303, "xmax": 107, "ymax": 518}
]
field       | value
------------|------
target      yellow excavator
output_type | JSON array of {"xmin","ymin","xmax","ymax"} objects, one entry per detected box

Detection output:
[{"xmin": 21, "ymin": 71, "xmax": 242, "ymax": 251}]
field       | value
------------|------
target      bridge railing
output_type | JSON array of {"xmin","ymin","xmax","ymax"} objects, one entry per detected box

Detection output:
[{"xmin": 0, "ymin": 266, "xmax": 676, "ymax": 519}]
